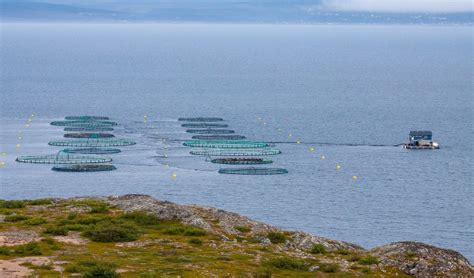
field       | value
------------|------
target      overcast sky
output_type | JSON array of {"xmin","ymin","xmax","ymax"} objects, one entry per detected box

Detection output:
[{"xmin": 322, "ymin": 0, "xmax": 473, "ymax": 13}]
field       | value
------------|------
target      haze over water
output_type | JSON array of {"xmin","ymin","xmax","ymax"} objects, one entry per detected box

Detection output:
[{"xmin": 0, "ymin": 23, "xmax": 472, "ymax": 260}]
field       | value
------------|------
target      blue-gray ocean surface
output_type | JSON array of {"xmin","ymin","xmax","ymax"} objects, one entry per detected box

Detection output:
[{"xmin": 0, "ymin": 23, "xmax": 472, "ymax": 260}]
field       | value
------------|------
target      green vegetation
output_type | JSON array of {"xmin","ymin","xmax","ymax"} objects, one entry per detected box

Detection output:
[
  {"xmin": 121, "ymin": 211, "xmax": 160, "ymax": 226},
  {"xmin": 13, "ymin": 242, "xmax": 42, "ymax": 256},
  {"xmin": 358, "ymin": 255, "xmax": 380, "ymax": 265},
  {"xmin": 65, "ymin": 261, "xmax": 119, "ymax": 277},
  {"xmin": 319, "ymin": 263, "xmax": 339, "ymax": 273},
  {"xmin": 4, "ymin": 214, "xmax": 29, "ymax": 222},
  {"xmin": 82, "ymin": 222, "xmax": 139, "ymax": 242},
  {"xmin": 310, "ymin": 243, "xmax": 327, "ymax": 254},
  {"xmin": 25, "ymin": 217, "xmax": 48, "ymax": 225},
  {"xmin": 235, "ymin": 226, "xmax": 251, "ymax": 233},
  {"xmin": 188, "ymin": 238, "xmax": 203, "ymax": 245},
  {"xmin": 267, "ymin": 257, "xmax": 308, "ymax": 271},
  {"xmin": 267, "ymin": 232, "xmax": 287, "ymax": 244}
]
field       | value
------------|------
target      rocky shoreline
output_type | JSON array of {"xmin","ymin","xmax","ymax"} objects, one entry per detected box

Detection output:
[{"xmin": 0, "ymin": 194, "xmax": 472, "ymax": 277}]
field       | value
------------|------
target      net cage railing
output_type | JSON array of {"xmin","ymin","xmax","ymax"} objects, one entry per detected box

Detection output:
[
  {"xmin": 218, "ymin": 167, "xmax": 288, "ymax": 175},
  {"xmin": 191, "ymin": 135, "xmax": 246, "ymax": 140},
  {"xmin": 190, "ymin": 148, "xmax": 281, "ymax": 156},
  {"xmin": 181, "ymin": 123, "xmax": 228, "ymax": 128},
  {"xmin": 64, "ymin": 133, "xmax": 115, "ymax": 139},
  {"xmin": 16, "ymin": 154, "xmax": 112, "ymax": 164},
  {"xmin": 49, "ymin": 139, "xmax": 136, "ymax": 147},
  {"xmin": 211, "ymin": 158, "xmax": 273, "ymax": 165},
  {"xmin": 64, "ymin": 127, "xmax": 114, "ymax": 132},
  {"xmin": 64, "ymin": 116, "xmax": 110, "ymax": 121},
  {"xmin": 178, "ymin": 117, "xmax": 224, "ymax": 122},
  {"xmin": 52, "ymin": 164, "xmax": 116, "ymax": 172},
  {"xmin": 183, "ymin": 140, "xmax": 271, "ymax": 149},
  {"xmin": 186, "ymin": 129, "xmax": 235, "ymax": 134},
  {"xmin": 50, "ymin": 121, "xmax": 118, "ymax": 127},
  {"xmin": 62, "ymin": 148, "xmax": 121, "ymax": 155}
]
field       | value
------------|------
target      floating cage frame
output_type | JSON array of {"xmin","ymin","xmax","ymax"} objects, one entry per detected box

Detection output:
[
  {"xmin": 178, "ymin": 117, "xmax": 224, "ymax": 122},
  {"xmin": 52, "ymin": 164, "xmax": 116, "ymax": 172},
  {"xmin": 49, "ymin": 139, "xmax": 136, "ymax": 147},
  {"xmin": 183, "ymin": 140, "xmax": 271, "ymax": 149},
  {"xmin": 211, "ymin": 158, "xmax": 273, "ymax": 165},
  {"xmin": 191, "ymin": 135, "xmax": 246, "ymax": 140},
  {"xmin": 181, "ymin": 123, "xmax": 228, "ymax": 128},
  {"xmin": 186, "ymin": 129, "xmax": 235, "ymax": 134},
  {"xmin": 16, "ymin": 154, "xmax": 112, "ymax": 164},
  {"xmin": 218, "ymin": 167, "xmax": 288, "ymax": 175},
  {"xmin": 62, "ymin": 148, "xmax": 121, "ymax": 155},
  {"xmin": 190, "ymin": 148, "xmax": 281, "ymax": 156},
  {"xmin": 64, "ymin": 127, "xmax": 114, "ymax": 132},
  {"xmin": 65, "ymin": 116, "xmax": 110, "ymax": 121},
  {"xmin": 50, "ymin": 120, "xmax": 118, "ymax": 127},
  {"xmin": 64, "ymin": 133, "xmax": 115, "ymax": 139}
]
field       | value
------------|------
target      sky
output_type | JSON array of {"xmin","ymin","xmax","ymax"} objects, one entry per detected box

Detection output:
[{"xmin": 322, "ymin": 0, "xmax": 473, "ymax": 13}]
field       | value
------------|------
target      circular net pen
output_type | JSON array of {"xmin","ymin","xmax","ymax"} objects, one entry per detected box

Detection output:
[
  {"xmin": 181, "ymin": 123, "xmax": 228, "ymax": 128},
  {"xmin": 191, "ymin": 135, "xmax": 246, "ymax": 140},
  {"xmin": 190, "ymin": 148, "xmax": 281, "ymax": 156},
  {"xmin": 64, "ymin": 127, "xmax": 114, "ymax": 132},
  {"xmin": 178, "ymin": 117, "xmax": 224, "ymax": 122},
  {"xmin": 64, "ymin": 133, "xmax": 115, "ymax": 139},
  {"xmin": 218, "ymin": 167, "xmax": 288, "ymax": 175},
  {"xmin": 211, "ymin": 158, "xmax": 273, "ymax": 165},
  {"xmin": 16, "ymin": 154, "xmax": 112, "ymax": 164},
  {"xmin": 186, "ymin": 129, "xmax": 235, "ymax": 134},
  {"xmin": 49, "ymin": 139, "xmax": 136, "ymax": 147},
  {"xmin": 52, "ymin": 164, "xmax": 116, "ymax": 172},
  {"xmin": 62, "ymin": 148, "xmax": 121, "ymax": 155},
  {"xmin": 183, "ymin": 140, "xmax": 271, "ymax": 149},
  {"xmin": 50, "ymin": 121, "xmax": 118, "ymax": 127},
  {"xmin": 65, "ymin": 116, "xmax": 110, "ymax": 121}
]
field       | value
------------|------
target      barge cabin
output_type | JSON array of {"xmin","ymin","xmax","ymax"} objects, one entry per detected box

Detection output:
[{"xmin": 403, "ymin": 131, "xmax": 439, "ymax": 149}]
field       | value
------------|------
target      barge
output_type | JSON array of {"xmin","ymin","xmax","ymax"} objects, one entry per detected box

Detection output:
[{"xmin": 403, "ymin": 131, "xmax": 439, "ymax": 149}]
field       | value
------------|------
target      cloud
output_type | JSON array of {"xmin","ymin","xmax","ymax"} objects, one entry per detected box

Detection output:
[{"xmin": 322, "ymin": 0, "xmax": 473, "ymax": 13}]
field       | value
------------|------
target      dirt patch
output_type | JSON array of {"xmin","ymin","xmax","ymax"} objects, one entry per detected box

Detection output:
[
  {"xmin": 53, "ymin": 231, "xmax": 88, "ymax": 245},
  {"xmin": 0, "ymin": 259, "xmax": 33, "ymax": 278},
  {"xmin": 0, "ymin": 230, "xmax": 40, "ymax": 246}
]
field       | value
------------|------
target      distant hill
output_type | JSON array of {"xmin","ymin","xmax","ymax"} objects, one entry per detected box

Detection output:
[{"xmin": 1, "ymin": 0, "xmax": 472, "ymax": 24}]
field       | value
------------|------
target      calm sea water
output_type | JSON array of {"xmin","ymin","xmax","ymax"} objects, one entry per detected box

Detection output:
[{"xmin": 0, "ymin": 23, "xmax": 472, "ymax": 260}]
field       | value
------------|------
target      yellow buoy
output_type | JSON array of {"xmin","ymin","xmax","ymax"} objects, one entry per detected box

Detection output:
[
  {"xmin": 30, "ymin": 114, "xmax": 35, "ymax": 117},
  {"xmin": 277, "ymin": 128, "xmax": 282, "ymax": 132},
  {"xmin": 0, "ymin": 152, "xmax": 7, "ymax": 156},
  {"xmin": 352, "ymin": 175, "xmax": 358, "ymax": 180},
  {"xmin": 296, "ymin": 140, "xmax": 301, "ymax": 144},
  {"xmin": 309, "ymin": 147, "xmax": 315, "ymax": 152},
  {"xmin": 27, "ymin": 118, "xmax": 32, "ymax": 122},
  {"xmin": 25, "ymin": 124, "xmax": 30, "ymax": 128},
  {"xmin": 0, "ymin": 161, "xmax": 5, "ymax": 167},
  {"xmin": 164, "ymin": 164, "xmax": 169, "ymax": 168},
  {"xmin": 320, "ymin": 155, "xmax": 326, "ymax": 160},
  {"xmin": 336, "ymin": 164, "xmax": 342, "ymax": 170},
  {"xmin": 171, "ymin": 172, "xmax": 177, "ymax": 180},
  {"xmin": 16, "ymin": 144, "xmax": 21, "ymax": 148},
  {"xmin": 288, "ymin": 133, "xmax": 292, "ymax": 138},
  {"xmin": 18, "ymin": 136, "xmax": 22, "ymax": 140}
]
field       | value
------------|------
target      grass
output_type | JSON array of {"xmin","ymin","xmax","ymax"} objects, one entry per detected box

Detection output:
[
  {"xmin": 234, "ymin": 226, "xmax": 251, "ymax": 233},
  {"xmin": 25, "ymin": 218, "xmax": 48, "ymax": 225},
  {"xmin": 319, "ymin": 263, "xmax": 339, "ymax": 273},
  {"xmin": 4, "ymin": 214, "xmax": 29, "ymax": 222},
  {"xmin": 188, "ymin": 238, "xmax": 203, "ymax": 245},
  {"xmin": 358, "ymin": 255, "xmax": 380, "ymax": 265},
  {"xmin": 267, "ymin": 232, "xmax": 287, "ymax": 244},
  {"xmin": 267, "ymin": 257, "xmax": 308, "ymax": 271},
  {"xmin": 82, "ymin": 222, "xmax": 140, "ymax": 242},
  {"xmin": 309, "ymin": 243, "xmax": 327, "ymax": 254}
]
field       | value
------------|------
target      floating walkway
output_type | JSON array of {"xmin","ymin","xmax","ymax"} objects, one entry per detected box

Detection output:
[
  {"xmin": 190, "ymin": 148, "xmax": 281, "ymax": 156},
  {"xmin": 52, "ymin": 164, "xmax": 116, "ymax": 172},
  {"xmin": 211, "ymin": 158, "xmax": 273, "ymax": 165},
  {"xmin": 64, "ymin": 127, "xmax": 114, "ymax": 132},
  {"xmin": 65, "ymin": 116, "xmax": 110, "ymax": 121},
  {"xmin": 50, "ymin": 120, "xmax": 118, "ymax": 127},
  {"xmin": 178, "ymin": 117, "xmax": 223, "ymax": 122},
  {"xmin": 191, "ymin": 135, "xmax": 246, "ymax": 140},
  {"xmin": 49, "ymin": 139, "xmax": 136, "ymax": 147},
  {"xmin": 181, "ymin": 123, "xmax": 228, "ymax": 128},
  {"xmin": 62, "ymin": 148, "xmax": 121, "ymax": 155},
  {"xmin": 64, "ymin": 133, "xmax": 115, "ymax": 139},
  {"xmin": 183, "ymin": 140, "xmax": 271, "ymax": 149},
  {"xmin": 16, "ymin": 154, "xmax": 112, "ymax": 164},
  {"xmin": 186, "ymin": 129, "xmax": 235, "ymax": 134},
  {"xmin": 218, "ymin": 167, "xmax": 288, "ymax": 175}
]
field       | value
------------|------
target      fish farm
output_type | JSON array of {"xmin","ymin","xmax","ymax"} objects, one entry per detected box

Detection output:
[
  {"xmin": 16, "ymin": 154, "xmax": 112, "ymax": 164},
  {"xmin": 181, "ymin": 123, "xmax": 229, "ymax": 128},
  {"xmin": 218, "ymin": 167, "xmax": 288, "ymax": 175},
  {"xmin": 62, "ymin": 148, "xmax": 121, "ymax": 155},
  {"xmin": 211, "ymin": 158, "xmax": 273, "ymax": 165},
  {"xmin": 64, "ymin": 133, "xmax": 115, "ymax": 139},
  {"xmin": 64, "ymin": 116, "xmax": 110, "ymax": 121},
  {"xmin": 191, "ymin": 135, "xmax": 246, "ymax": 140},
  {"xmin": 64, "ymin": 127, "xmax": 114, "ymax": 132},
  {"xmin": 190, "ymin": 148, "xmax": 282, "ymax": 156},
  {"xmin": 49, "ymin": 139, "xmax": 136, "ymax": 147},
  {"xmin": 178, "ymin": 117, "xmax": 224, "ymax": 122},
  {"xmin": 186, "ymin": 129, "xmax": 235, "ymax": 134},
  {"xmin": 50, "ymin": 120, "xmax": 118, "ymax": 127},
  {"xmin": 183, "ymin": 140, "xmax": 271, "ymax": 149},
  {"xmin": 52, "ymin": 164, "xmax": 116, "ymax": 172}
]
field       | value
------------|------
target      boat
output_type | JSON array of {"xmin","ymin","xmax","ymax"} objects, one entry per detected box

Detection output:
[{"xmin": 403, "ymin": 131, "xmax": 439, "ymax": 149}]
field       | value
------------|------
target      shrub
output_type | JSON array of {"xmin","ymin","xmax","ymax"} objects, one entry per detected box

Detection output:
[
  {"xmin": 188, "ymin": 238, "xmax": 203, "ymax": 245},
  {"xmin": 122, "ymin": 211, "xmax": 160, "ymax": 226},
  {"xmin": 234, "ymin": 226, "xmax": 251, "ymax": 233},
  {"xmin": 26, "ymin": 199, "xmax": 52, "ymax": 206},
  {"xmin": 267, "ymin": 232, "xmax": 287, "ymax": 244},
  {"xmin": 44, "ymin": 226, "xmax": 68, "ymax": 236},
  {"xmin": 89, "ymin": 203, "xmax": 109, "ymax": 214},
  {"xmin": 83, "ymin": 265, "xmax": 120, "ymax": 278},
  {"xmin": 405, "ymin": 252, "xmax": 417, "ymax": 260},
  {"xmin": 25, "ymin": 218, "xmax": 47, "ymax": 226},
  {"xmin": 183, "ymin": 228, "xmax": 206, "ymax": 237},
  {"xmin": 268, "ymin": 257, "xmax": 308, "ymax": 271},
  {"xmin": 0, "ymin": 246, "xmax": 10, "ymax": 255},
  {"xmin": 335, "ymin": 249, "xmax": 350, "ymax": 255},
  {"xmin": 4, "ymin": 215, "xmax": 29, "ymax": 222},
  {"xmin": 358, "ymin": 255, "xmax": 379, "ymax": 265},
  {"xmin": 319, "ymin": 263, "xmax": 339, "ymax": 273},
  {"xmin": 310, "ymin": 244, "xmax": 327, "ymax": 254},
  {"xmin": 83, "ymin": 223, "xmax": 139, "ymax": 242},
  {"xmin": 0, "ymin": 200, "xmax": 25, "ymax": 209},
  {"xmin": 361, "ymin": 267, "xmax": 371, "ymax": 274},
  {"xmin": 347, "ymin": 254, "xmax": 361, "ymax": 262},
  {"xmin": 163, "ymin": 226, "xmax": 185, "ymax": 235},
  {"xmin": 14, "ymin": 242, "xmax": 42, "ymax": 255}
]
